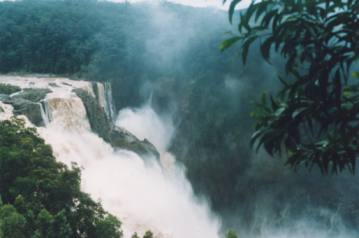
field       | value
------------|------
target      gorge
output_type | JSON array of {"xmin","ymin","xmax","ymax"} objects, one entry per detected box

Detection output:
[
  {"xmin": 0, "ymin": 1, "xmax": 358, "ymax": 237},
  {"xmin": 0, "ymin": 75, "xmax": 220, "ymax": 238}
]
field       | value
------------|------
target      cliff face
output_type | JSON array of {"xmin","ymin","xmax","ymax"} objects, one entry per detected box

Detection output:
[
  {"xmin": 0, "ymin": 75, "xmax": 159, "ymax": 159},
  {"xmin": 0, "ymin": 75, "xmax": 221, "ymax": 238},
  {"xmin": 74, "ymin": 87, "xmax": 159, "ymax": 159}
]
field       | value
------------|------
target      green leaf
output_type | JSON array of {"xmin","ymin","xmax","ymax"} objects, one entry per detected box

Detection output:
[
  {"xmin": 220, "ymin": 36, "xmax": 241, "ymax": 52},
  {"xmin": 255, "ymin": 1, "xmax": 271, "ymax": 22},
  {"xmin": 229, "ymin": 0, "xmax": 242, "ymax": 23},
  {"xmin": 274, "ymin": 107, "xmax": 285, "ymax": 117},
  {"xmin": 241, "ymin": 35, "xmax": 257, "ymax": 64},
  {"xmin": 261, "ymin": 9, "xmax": 278, "ymax": 27},
  {"xmin": 292, "ymin": 108, "xmax": 306, "ymax": 119},
  {"xmin": 260, "ymin": 36, "xmax": 274, "ymax": 62},
  {"xmin": 244, "ymin": 3, "xmax": 257, "ymax": 25},
  {"xmin": 251, "ymin": 129, "xmax": 264, "ymax": 148}
]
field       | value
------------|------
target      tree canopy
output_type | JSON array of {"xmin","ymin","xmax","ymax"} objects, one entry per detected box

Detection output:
[
  {"xmin": 3, "ymin": 1, "xmax": 358, "ymax": 232},
  {"xmin": 0, "ymin": 0, "xmax": 256, "ymax": 223},
  {"xmin": 223, "ymin": 0, "xmax": 359, "ymax": 174},
  {"xmin": 0, "ymin": 118, "xmax": 122, "ymax": 238}
]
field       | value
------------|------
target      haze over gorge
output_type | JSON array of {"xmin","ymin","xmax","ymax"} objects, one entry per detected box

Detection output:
[
  {"xmin": 0, "ymin": 75, "xmax": 222, "ymax": 238},
  {"xmin": 0, "ymin": 0, "xmax": 358, "ymax": 238}
]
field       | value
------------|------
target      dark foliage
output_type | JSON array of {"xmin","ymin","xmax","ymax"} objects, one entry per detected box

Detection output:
[
  {"xmin": 223, "ymin": 0, "xmax": 359, "ymax": 174},
  {"xmin": 3, "ymin": 1, "xmax": 359, "ymax": 233},
  {"xmin": 0, "ymin": 0, "xmax": 251, "ymax": 214},
  {"xmin": 0, "ymin": 119, "xmax": 122, "ymax": 237}
]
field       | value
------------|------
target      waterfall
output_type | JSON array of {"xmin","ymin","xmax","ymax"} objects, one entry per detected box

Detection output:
[
  {"xmin": 105, "ymin": 82, "xmax": 116, "ymax": 121},
  {"xmin": 40, "ymin": 98, "xmax": 220, "ymax": 238},
  {"xmin": 95, "ymin": 83, "xmax": 107, "ymax": 111},
  {"xmin": 2, "ymin": 76, "xmax": 357, "ymax": 238},
  {"xmin": 45, "ymin": 97, "xmax": 91, "ymax": 131},
  {"xmin": 0, "ymin": 76, "xmax": 221, "ymax": 238},
  {"xmin": 93, "ymin": 82, "xmax": 116, "ymax": 122},
  {"xmin": 116, "ymin": 103, "xmax": 176, "ymax": 168},
  {"xmin": 0, "ymin": 101, "xmax": 13, "ymax": 121},
  {"xmin": 39, "ymin": 101, "xmax": 49, "ymax": 126},
  {"xmin": 40, "ymin": 99, "xmax": 220, "ymax": 238},
  {"xmin": 116, "ymin": 104, "xmax": 173, "ymax": 153},
  {"xmin": 40, "ymin": 100, "xmax": 52, "ymax": 124}
]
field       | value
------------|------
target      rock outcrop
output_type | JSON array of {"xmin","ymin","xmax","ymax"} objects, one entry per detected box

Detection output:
[
  {"xmin": 12, "ymin": 88, "xmax": 52, "ymax": 102},
  {"xmin": 0, "ymin": 77, "xmax": 160, "ymax": 159},
  {"xmin": 0, "ymin": 88, "xmax": 52, "ymax": 126},
  {"xmin": 0, "ymin": 83, "xmax": 21, "ymax": 95},
  {"xmin": 110, "ymin": 127, "xmax": 160, "ymax": 159},
  {"xmin": 73, "ymin": 88, "xmax": 160, "ymax": 159},
  {"xmin": 73, "ymin": 88, "xmax": 112, "ymax": 141},
  {"xmin": 3, "ymin": 97, "xmax": 44, "ymax": 126}
]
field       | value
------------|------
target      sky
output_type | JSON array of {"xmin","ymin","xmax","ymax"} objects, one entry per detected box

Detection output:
[
  {"xmin": 0, "ymin": 0, "xmax": 252, "ymax": 9},
  {"xmin": 112, "ymin": 0, "xmax": 252, "ymax": 9}
]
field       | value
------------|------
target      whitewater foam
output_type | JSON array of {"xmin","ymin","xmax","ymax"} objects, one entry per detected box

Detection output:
[{"xmin": 0, "ymin": 76, "xmax": 221, "ymax": 238}]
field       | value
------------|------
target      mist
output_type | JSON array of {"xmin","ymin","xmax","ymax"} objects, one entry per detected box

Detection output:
[
  {"xmin": 122, "ymin": 2, "xmax": 359, "ymax": 238},
  {"xmin": 0, "ymin": 76, "xmax": 221, "ymax": 238},
  {"xmin": 1, "ymin": 0, "xmax": 359, "ymax": 237}
]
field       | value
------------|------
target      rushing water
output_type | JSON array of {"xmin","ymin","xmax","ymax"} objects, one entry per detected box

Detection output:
[
  {"xmin": 0, "ymin": 76, "xmax": 221, "ymax": 238},
  {"xmin": 2, "ymin": 76, "xmax": 358, "ymax": 238}
]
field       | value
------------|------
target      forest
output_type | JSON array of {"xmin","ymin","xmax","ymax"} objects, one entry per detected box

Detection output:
[{"xmin": 0, "ymin": 0, "xmax": 358, "ymax": 237}]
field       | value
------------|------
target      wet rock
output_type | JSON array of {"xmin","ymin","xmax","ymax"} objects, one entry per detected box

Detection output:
[
  {"xmin": 0, "ymin": 87, "xmax": 50, "ymax": 126},
  {"xmin": 74, "ymin": 88, "xmax": 160, "ymax": 159},
  {"xmin": 49, "ymin": 82, "xmax": 59, "ymax": 87},
  {"xmin": 12, "ymin": 88, "xmax": 52, "ymax": 102},
  {"xmin": 62, "ymin": 82, "xmax": 72, "ymax": 87},
  {"xmin": 110, "ymin": 127, "xmax": 160, "ymax": 159},
  {"xmin": 0, "ymin": 83, "xmax": 21, "ymax": 95},
  {"xmin": 73, "ymin": 88, "xmax": 112, "ymax": 141},
  {"xmin": 2, "ymin": 97, "xmax": 43, "ymax": 126},
  {"xmin": 0, "ymin": 94, "xmax": 10, "ymax": 101}
]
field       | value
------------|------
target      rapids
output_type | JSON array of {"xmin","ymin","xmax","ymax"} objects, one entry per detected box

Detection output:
[{"xmin": 0, "ymin": 76, "xmax": 221, "ymax": 238}]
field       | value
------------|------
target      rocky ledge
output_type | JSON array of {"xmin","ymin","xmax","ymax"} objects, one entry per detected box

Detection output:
[
  {"xmin": 0, "ymin": 87, "xmax": 52, "ymax": 126},
  {"xmin": 74, "ymin": 88, "xmax": 160, "ymax": 159},
  {"xmin": 0, "ymin": 79, "xmax": 160, "ymax": 159}
]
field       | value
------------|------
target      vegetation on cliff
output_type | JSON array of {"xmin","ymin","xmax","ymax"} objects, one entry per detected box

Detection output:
[
  {"xmin": 0, "ymin": 118, "xmax": 122, "ymax": 237},
  {"xmin": 1, "ymin": 0, "xmax": 359, "ymax": 235}
]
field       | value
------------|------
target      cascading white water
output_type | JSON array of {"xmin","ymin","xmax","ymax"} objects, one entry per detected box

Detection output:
[
  {"xmin": 38, "ymin": 102, "xmax": 50, "ymax": 126},
  {"xmin": 105, "ymin": 82, "xmax": 116, "ymax": 121},
  {"xmin": 0, "ymin": 101, "xmax": 13, "ymax": 121},
  {"xmin": 2, "ymin": 76, "xmax": 358, "ymax": 238},
  {"xmin": 115, "ymin": 103, "xmax": 221, "ymax": 236},
  {"xmin": 41, "ymin": 99, "xmax": 221, "ymax": 238},
  {"xmin": 116, "ymin": 104, "xmax": 173, "ymax": 152},
  {"xmin": 94, "ymin": 82, "xmax": 116, "ymax": 122},
  {"xmin": 0, "ymin": 76, "xmax": 221, "ymax": 238},
  {"xmin": 116, "ymin": 103, "xmax": 177, "ymax": 168}
]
